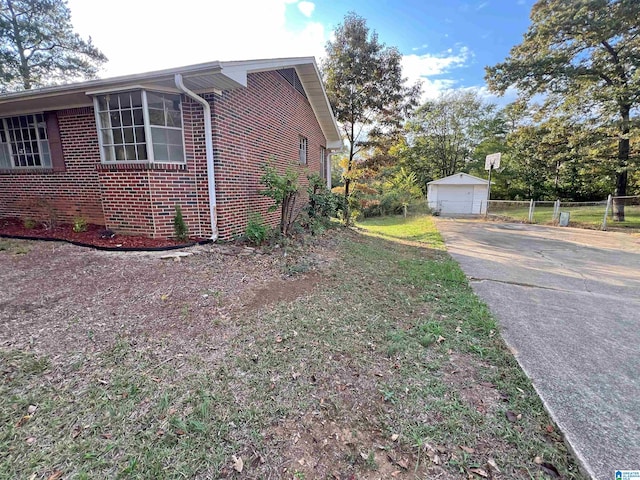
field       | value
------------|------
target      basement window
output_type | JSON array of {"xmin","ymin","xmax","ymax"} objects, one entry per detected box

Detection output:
[
  {"xmin": 0, "ymin": 114, "xmax": 51, "ymax": 169},
  {"xmin": 94, "ymin": 90, "xmax": 185, "ymax": 164}
]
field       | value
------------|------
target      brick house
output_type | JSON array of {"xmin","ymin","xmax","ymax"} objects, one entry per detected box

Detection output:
[{"xmin": 0, "ymin": 58, "xmax": 342, "ymax": 240}]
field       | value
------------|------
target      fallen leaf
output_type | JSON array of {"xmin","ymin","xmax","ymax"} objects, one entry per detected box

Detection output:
[
  {"xmin": 25, "ymin": 437, "xmax": 36, "ymax": 444},
  {"xmin": 469, "ymin": 467, "xmax": 489, "ymax": 478},
  {"xmin": 71, "ymin": 426, "xmax": 82, "ymax": 438},
  {"xmin": 437, "ymin": 335, "xmax": 446, "ymax": 343},
  {"xmin": 291, "ymin": 372, "xmax": 300, "ymax": 380},
  {"xmin": 539, "ymin": 462, "xmax": 560, "ymax": 478},
  {"xmin": 506, "ymin": 411, "xmax": 518, "ymax": 422},
  {"xmin": 160, "ymin": 294, "xmax": 169, "ymax": 301},
  {"xmin": 546, "ymin": 425, "xmax": 554, "ymax": 433},
  {"xmin": 275, "ymin": 335, "xmax": 283, "ymax": 343},
  {"xmin": 456, "ymin": 326, "xmax": 463, "ymax": 333},
  {"xmin": 27, "ymin": 405, "xmax": 37, "ymax": 414},
  {"xmin": 460, "ymin": 445, "xmax": 475, "ymax": 454},
  {"xmin": 47, "ymin": 471, "xmax": 64, "ymax": 480},
  {"xmin": 100, "ymin": 433, "xmax": 112, "ymax": 439},
  {"xmin": 487, "ymin": 458, "xmax": 501, "ymax": 473},
  {"xmin": 360, "ymin": 452, "xmax": 368, "ymax": 460},
  {"xmin": 517, "ymin": 413, "xmax": 523, "ymax": 420},
  {"xmin": 156, "ymin": 429, "xmax": 165, "ymax": 437},
  {"xmin": 232, "ymin": 455, "xmax": 244, "ymax": 473},
  {"xmin": 391, "ymin": 433, "xmax": 399, "ymax": 441},
  {"xmin": 432, "ymin": 454, "xmax": 441, "ymax": 465},
  {"xmin": 396, "ymin": 457, "xmax": 409, "ymax": 469},
  {"xmin": 15, "ymin": 415, "xmax": 31, "ymax": 427},
  {"xmin": 175, "ymin": 429, "xmax": 186, "ymax": 436},
  {"xmin": 534, "ymin": 456, "xmax": 543, "ymax": 464},
  {"xmin": 391, "ymin": 471, "xmax": 402, "ymax": 477}
]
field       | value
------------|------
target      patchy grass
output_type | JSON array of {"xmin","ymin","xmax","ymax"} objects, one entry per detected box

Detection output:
[{"xmin": 0, "ymin": 221, "xmax": 587, "ymax": 479}]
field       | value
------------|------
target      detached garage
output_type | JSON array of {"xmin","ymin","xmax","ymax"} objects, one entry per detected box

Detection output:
[{"xmin": 427, "ymin": 173, "xmax": 489, "ymax": 215}]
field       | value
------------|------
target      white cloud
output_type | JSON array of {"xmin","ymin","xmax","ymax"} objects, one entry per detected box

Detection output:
[
  {"xmin": 477, "ymin": 1, "xmax": 489, "ymax": 10},
  {"xmin": 402, "ymin": 46, "xmax": 474, "ymax": 100},
  {"xmin": 67, "ymin": 0, "xmax": 327, "ymax": 78},
  {"xmin": 403, "ymin": 46, "xmax": 471, "ymax": 79},
  {"xmin": 411, "ymin": 43, "xmax": 429, "ymax": 52},
  {"xmin": 297, "ymin": 1, "xmax": 315, "ymax": 17}
]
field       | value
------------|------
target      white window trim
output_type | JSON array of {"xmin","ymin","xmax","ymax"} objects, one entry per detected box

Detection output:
[
  {"xmin": 0, "ymin": 114, "xmax": 50, "ymax": 169},
  {"xmin": 93, "ymin": 89, "xmax": 186, "ymax": 165},
  {"xmin": 299, "ymin": 136, "xmax": 308, "ymax": 165}
]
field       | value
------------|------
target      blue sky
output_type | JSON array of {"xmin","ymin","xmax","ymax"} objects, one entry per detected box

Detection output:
[{"xmin": 67, "ymin": 0, "xmax": 533, "ymax": 103}]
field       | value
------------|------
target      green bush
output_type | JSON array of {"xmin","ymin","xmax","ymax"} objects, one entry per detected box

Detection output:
[
  {"xmin": 245, "ymin": 213, "xmax": 269, "ymax": 245},
  {"xmin": 173, "ymin": 205, "xmax": 189, "ymax": 241},
  {"xmin": 72, "ymin": 217, "xmax": 87, "ymax": 233},
  {"xmin": 259, "ymin": 161, "xmax": 300, "ymax": 235},
  {"xmin": 307, "ymin": 173, "xmax": 339, "ymax": 219},
  {"xmin": 23, "ymin": 218, "xmax": 36, "ymax": 229}
]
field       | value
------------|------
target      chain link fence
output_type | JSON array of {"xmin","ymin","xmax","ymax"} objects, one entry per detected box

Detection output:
[{"xmin": 487, "ymin": 196, "xmax": 640, "ymax": 231}]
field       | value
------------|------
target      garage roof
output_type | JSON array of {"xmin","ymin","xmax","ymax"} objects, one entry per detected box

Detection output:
[{"xmin": 428, "ymin": 173, "xmax": 489, "ymax": 185}]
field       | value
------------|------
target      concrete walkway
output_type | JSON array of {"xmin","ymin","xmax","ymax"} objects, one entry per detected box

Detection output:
[{"xmin": 435, "ymin": 219, "xmax": 640, "ymax": 480}]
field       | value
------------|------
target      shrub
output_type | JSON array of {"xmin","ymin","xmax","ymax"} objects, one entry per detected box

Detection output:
[
  {"xmin": 307, "ymin": 173, "xmax": 339, "ymax": 220},
  {"xmin": 259, "ymin": 160, "xmax": 300, "ymax": 235},
  {"xmin": 245, "ymin": 213, "xmax": 269, "ymax": 245},
  {"xmin": 173, "ymin": 205, "xmax": 189, "ymax": 241},
  {"xmin": 72, "ymin": 217, "xmax": 87, "ymax": 233},
  {"xmin": 23, "ymin": 218, "xmax": 36, "ymax": 229}
]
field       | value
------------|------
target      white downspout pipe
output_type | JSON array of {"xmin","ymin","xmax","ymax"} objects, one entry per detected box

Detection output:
[{"xmin": 175, "ymin": 73, "xmax": 218, "ymax": 241}]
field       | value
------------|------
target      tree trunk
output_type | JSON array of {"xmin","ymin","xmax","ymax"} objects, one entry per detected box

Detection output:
[
  {"xmin": 6, "ymin": 0, "xmax": 32, "ymax": 89},
  {"xmin": 613, "ymin": 105, "xmax": 630, "ymax": 222},
  {"xmin": 343, "ymin": 122, "xmax": 355, "ymax": 225}
]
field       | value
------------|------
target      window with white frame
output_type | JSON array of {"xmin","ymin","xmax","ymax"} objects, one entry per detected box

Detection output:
[
  {"xmin": 0, "ymin": 114, "xmax": 51, "ymax": 169},
  {"xmin": 320, "ymin": 146, "xmax": 327, "ymax": 180},
  {"xmin": 95, "ymin": 90, "xmax": 185, "ymax": 164},
  {"xmin": 299, "ymin": 136, "xmax": 307, "ymax": 165}
]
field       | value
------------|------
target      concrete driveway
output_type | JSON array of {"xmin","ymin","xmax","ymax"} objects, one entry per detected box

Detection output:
[{"xmin": 435, "ymin": 219, "xmax": 640, "ymax": 480}]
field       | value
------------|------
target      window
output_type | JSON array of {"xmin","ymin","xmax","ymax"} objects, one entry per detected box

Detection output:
[
  {"xmin": 0, "ymin": 114, "xmax": 51, "ymax": 169},
  {"xmin": 320, "ymin": 146, "xmax": 327, "ymax": 180},
  {"xmin": 94, "ymin": 90, "xmax": 185, "ymax": 164},
  {"xmin": 299, "ymin": 136, "xmax": 307, "ymax": 165}
]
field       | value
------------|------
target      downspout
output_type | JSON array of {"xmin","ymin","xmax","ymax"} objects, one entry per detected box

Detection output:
[{"xmin": 175, "ymin": 73, "xmax": 218, "ymax": 241}]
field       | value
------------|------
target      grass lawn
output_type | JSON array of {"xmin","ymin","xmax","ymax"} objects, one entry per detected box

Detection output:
[
  {"xmin": 489, "ymin": 203, "xmax": 640, "ymax": 231},
  {"xmin": 1, "ymin": 221, "xmax": 586, "ymax": 479}
]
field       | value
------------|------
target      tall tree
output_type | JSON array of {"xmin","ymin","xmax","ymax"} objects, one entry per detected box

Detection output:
[
  {"xmin": 485, "ymin": 0, "xmax": 640, "ymax": 220},
  {"xmin": 0, "ymin": 0, "xmax": 106, "ymax": 90},
  {"xmin": 402, "ymin": 90, "xmax": 495, "ymax": 188},
  {"xmin": 322, "ymin": 12, "xmax": 420, "ymax": 223}
]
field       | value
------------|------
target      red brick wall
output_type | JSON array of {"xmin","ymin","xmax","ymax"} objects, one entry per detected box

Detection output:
[
  {"xmin": 0, "ymin": 107, "xmax": 104, "ymax": 225},
  {"xmin": 211, "ymin": 70, "xmax": 327, "ymax": 239},
  {"xmin": 0, "ymin": 69, "xmax": 328, "ymax": 240}
]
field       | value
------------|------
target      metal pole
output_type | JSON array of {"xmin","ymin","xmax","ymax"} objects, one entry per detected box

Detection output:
[
  {"xmin": 602, "ymin": 194, "xmax": 612, "ymax": 230},
  {"xmin": 485, "ymin": 165, "xmax": 493, "ymax": 218},
  {"xmin": 528, "ymin": 199, "xmax": 534, "ymax": 223}
]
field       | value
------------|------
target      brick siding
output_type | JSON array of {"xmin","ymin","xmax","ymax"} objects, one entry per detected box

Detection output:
[{"xmin": 0, "ymin": 69, "xmax": 328, "ymax": 240}]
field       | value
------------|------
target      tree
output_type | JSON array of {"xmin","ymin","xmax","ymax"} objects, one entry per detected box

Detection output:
[
  {"xmin": 322, "ymin": 12, "xmax": 420, "ymax": 224},
  {"xmin": 485, "ymin": 0, "xmax": 640, "ymax": 220},
  {"xmin": 402, "ymin": 90, "xmax": 495, "ymax": 189},
  {"xmin": 0, "ymin": 0, "xmax": 106, "ymax": 91}
]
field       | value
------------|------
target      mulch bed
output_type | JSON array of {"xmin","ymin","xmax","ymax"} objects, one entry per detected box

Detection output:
[{"xmin": 0, "ymin": 217, "xmax": 204, "ymax": 250}]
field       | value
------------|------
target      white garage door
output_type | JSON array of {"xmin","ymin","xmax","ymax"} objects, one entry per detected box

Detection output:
[{"xmin": 438, "ymin": 185, "xmax": 473, "ymax": 214}]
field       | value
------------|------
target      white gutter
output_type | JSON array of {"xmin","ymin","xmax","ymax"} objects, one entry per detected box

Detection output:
[{"xmin": 174, "ymin": 74, "xmax": 218, "ymax": 241}]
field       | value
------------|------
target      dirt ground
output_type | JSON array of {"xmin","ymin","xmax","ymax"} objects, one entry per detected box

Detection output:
[{"xmin": 0, "ymin": 238, "xmax": 328, "ymax": 359}]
